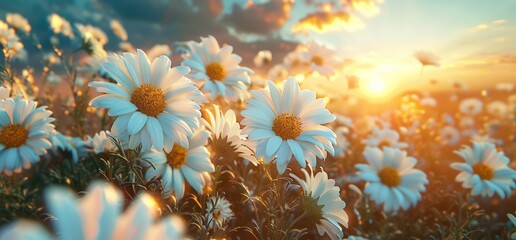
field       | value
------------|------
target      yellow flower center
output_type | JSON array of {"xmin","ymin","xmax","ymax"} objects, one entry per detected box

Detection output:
[
  {"xmin": 473, "ymin": 163, "xmax": 494, "ymax": 180},
  {"xmin": 272, "ymin": 113, "xmax": 302, "ymax": 140},
  {"xmin": 378, "ymin": 167, "xmax": 401, "ymax": 187},
  {"xmin": 0, "ymin": 124, "xmax": 29, "ymax": 148},
  {"xmin": 311, "ymin": 56, "xmax": 324, "ymax": 66},
  {"xmin": 130, "ymin": 84, "xmax": 166, "ymax": 117},
  {"xmin": 206, "ymin": 62, "xmax": 226, "ymax": 81},
  {"xmin": 378, "ymin": 140, "xmax": 391, "ymax": 148},
  {"xmin": 166, "ymin": 144, "xmax": 188, "ymax": 168}
]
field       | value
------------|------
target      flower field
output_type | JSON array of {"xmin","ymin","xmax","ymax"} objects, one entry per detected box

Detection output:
[{"xmin": 0, "ymin": 1, "xmax": 515, "ymax": 239}]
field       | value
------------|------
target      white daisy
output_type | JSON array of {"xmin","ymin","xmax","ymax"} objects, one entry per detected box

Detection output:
[
  {"xmin": 48, "ymin": 14, "xmax": 74, "ymax": 38},
  {"xmin": 202, "ymin": 104, "xmax": 258, "ymax": 165},
  {"xmin": 459, "ymin": 98, "xmax": 483, "ymax": 115},
  {"xmin": 300, "ymin": 41, "xmax": 339, "ymax": 77},
  {"xmin": 253, "ymin": 50, "xmax": 272, "ymax": 67},
  {"xmin": 241, "ymin": 77, "xmax": 336, "ymax": 174},
  {"xmin": 414, "ymin": 50, "xmax": 440, "ymax": 67},
  {"xmin": 0, "ymin": 86, "xmax": 10, "ymax": 99},
  {"xmin": 356, "ymin": 147, "xmax": 429, "ymax": 212},
  {"xmin": 0, "ymin": 97, "xmax": 55, "ymax": 175},
  {"xmin": 206, "ymin": 195, "xmax": 235, "ymax": 229},
  {"xmin": 267, "ymin": 64, "xmax": 288, "ymax": 83},
  {"xmin": 49, "ymin": 133, "xmax": 88, "ymax": 163},
  {"xmin": 487, "ymin": 101, "xmax": 508, "ymax": 118},
  {"xmin": 0, "ymin": 181, "xmax": 187, "ymax": 239},
  {"xmin": 86, "ymin": 130, "xmax": 117, "ymax": 154},
  {"xmin": 89, "ymin": 49, "xmax": 202, "ymax": 152},
  {"xmin": 334, "ymin": 126, "xmax": 350, "ymax": 158},
  {"xmin": 439, "ymin": 126, "xmax": 461, "ymax": 146},
  {"xmin": 143, "ymin": 129, "xmax": 215, "ymax": 199},
  {"xmin": 362, "ymin": 127, "xmax": 408, "ymax": 149},
  {"xmin": 147, "ymin": 44, "xmax": 172, "ymax": 61},
  {"xmin": 181, "ymin": 35, "xmax": 253, "ymax": 102},
  {"xmin": 75, "ymin": 23, "xmax": 108, "ymax": 45},
  {"xmin": 420, "ymin": 96, "xmax": 437, "ymax": 107},
  {"xmin": 290, "ymin": 168, "xmax": 349, "ymax": 240},
  {"xmin": 110, "ymin": 19, "xmax": 128, "ymax": 41},
  {"xmin": 451, "ymin": 141, "xmax": 516, "ymax": 199},
  {"xmin": 6, "ymin": 13, "xmax": 31, "ymax": 34}
]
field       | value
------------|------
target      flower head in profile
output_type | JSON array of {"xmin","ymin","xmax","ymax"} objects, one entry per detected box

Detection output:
[
  {"xmin": 206, "ymin": 195, "xmax": 235, "ymax": 230},
  {"xmin": 6, "ymin": 13, "xmax": 31, "ymax": 34},
  {"xmin": 253, "ymin": 50, "xmax": 272, "ymax": 67},
  {"xmin": 242, "ymin": 77, "xmax": 336, "ymax": 174},
  {"xmin": 75, "ymin": 24, "xmax": 108, "ymax": 45},
  {"xmin": 290, "ymin": 168, "xmax": 349, "ymax": 240},
  {"xmin": 0, "ymin": 97, "xmax": 55, "ymax": 175},
  {"xmin": 356, "ymin": 147, "xmax": 429, "ymax": 212},
  {"xmin": 363, "ymin": 127, "xmax": 408, "ymax": 149},
  {"xmin": 49, "ymin": 133, "xmax": 88, "ymax": 163},
  {"xmin": 89, "ymin": 49, "xmax": 202, "ymax": 152},
  {"xmin": 147, "ymin": 44, "xmax": 172, "ymax": 61},
  {"xmin": 87, "ymin": 130, "xmax": 117, "ymax": 154},
  {"xmin": 202, "ymin": 104, "xmax": 258, "ymax": 165},
  {"xmin": 459, "ymin": 98, "xmax": 483, "ymax": 115},
  {"xmin": 143, "ymin": 129, "xmax": 215, "ymax": 199},
  {"xmin": 182, "ymin": 35, "xmax": 253, "ymax": 102},
  {"xmin": 414, "ymin": 50, "xmax": 440, "ymax": 67},
  {"xmin": 451, "ymin": 141, "xmax": 516, "ymax": 199},
  {"xmin": 48, "ymin": 13, "xmax": 74, "ymax": 38},
  {"xmin": 0, "ymin": 182, "xmax": 186, "ymax": 239},
  {"xmin": 0, "ymin": 20, "xmax": 24, "ymax": 58},
  {"xmin": 110, "ymin": 19, "xmax": 128, "ymax": 41}
]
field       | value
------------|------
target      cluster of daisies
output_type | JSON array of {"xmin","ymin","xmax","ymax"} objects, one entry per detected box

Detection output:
[{"xmin": 0, "ymin": 11, "xmax": 515, "ymax": 240}]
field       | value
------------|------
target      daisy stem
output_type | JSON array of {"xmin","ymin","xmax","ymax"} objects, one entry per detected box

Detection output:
[{"xmin": 289, "ymin": 211, "xmax": 308, "ymax": 229}]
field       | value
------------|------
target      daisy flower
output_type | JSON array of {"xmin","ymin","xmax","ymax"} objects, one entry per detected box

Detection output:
[
  {"xmin": 451, "ymin": 141, "xmax": 516, "ymax": 199},
  {"xmin": 459, "ymin": 98, "xmax": 483, "ymax": 115},
  {"xmin": 0, "ymin": 97, "xmax": 55, "ymax": 175},
  {"xmin": 267, "ymin": 64, "xmax": 288, "ymax": 83},
  {"xmin": 206, "ymin": 195, "xmax": 235, "ymax": 229},
  {"xmin": 253, "ymin": 50, "xmax": 272, "ymax": 67},
  {"xmin": 75, "ymin": 23, "xmax": 108, "ymax": 45},
  {"xmin": 143, "ymin": 129, "xmax": 215, "ymax": 199},
  {"xmin": 487, "ymin": 101, "xmax": 508, "ymax": 118},
  {"xmin": 181, "ymin": 35, "xmax": 253, "ymax": 102},
  {"xmin": 0, "ymin": 181, "xmax": 187, "ymax": 239},
  {"xmin": 49, "ymin": 133, "xmax": 88, "ymax": 163},
  {"xmin": 47, "ymin": 13, "xmax": 74, "ymax": 38},
  {"xmin": 439, "ymin": 126, "xmax": 460, "ymax": 146},
  {"xmin": 241, "ymin": 77, "xmax": 336, "ymax": 174},
  {"xmin": 300, "ymin": 41, "xmax": 339, "ymax": 77},
  {"xmin": 414, "ymin": 50, "xmax": 440, "ymax": 67},
  {"xmin": 89, "ymin": 49, "xmax": 202, "ymax": 152},
  {"xmin": 202, "ymin": 104, "xmax": 258, "ymax": 165},
  {"xmin": 290, "ymin": 168, "xmax": 349, "ymax": 240},
  {"xmin": 147, "ymin": 44, "xmax": 172, "ymax": 61},
  {"xmin": 87, "ymin": 130, "xmax": 117, "ymax": 154},
  {"xmin": 6, "ymin": 13, "xmax": 31, "ymax": 34},
  {"xmin": 362, "ymin": 127, "xmax": 408, "ymax": 149},
  {"xmin": 110, "ymin": 19, "xmax": 128, "ymax": 41},
  {"xmin": 356, "ymin": 147, "xmax": 429, "ymax": 212},
  {"xmin": 334, "ymin": 126, "xmax": 350, "ymax": 158}
]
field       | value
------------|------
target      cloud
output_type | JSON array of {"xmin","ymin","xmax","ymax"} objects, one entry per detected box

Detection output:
[
  {"xmin": 221, "ymin": 0, "xmax": 294, "ymax": 35},
  {"xmin": 292, "ymin": 11, "xmax": 364, "ymax": 33}
]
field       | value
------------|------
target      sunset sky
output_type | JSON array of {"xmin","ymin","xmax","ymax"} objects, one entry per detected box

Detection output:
[
  {"xmin": 293, "ymin": 1, "xmax": 516, "ymax": 98},
  {"xmin": 1, "ymin": 0, "xmax": 515, "ymax": 100}
]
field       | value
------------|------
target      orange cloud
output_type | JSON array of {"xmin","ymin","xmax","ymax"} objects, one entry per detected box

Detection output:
[{"xmin": 292, "ymin": 11, "xmax": 364, "ymax": 33}]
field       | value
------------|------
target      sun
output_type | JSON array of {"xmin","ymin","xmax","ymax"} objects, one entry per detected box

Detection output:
[{"xmin": 356, "ymin": 71, "xmax": 393, "ymax": 102}]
